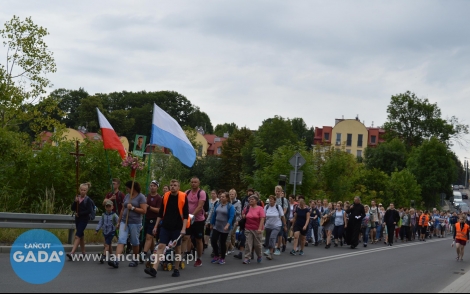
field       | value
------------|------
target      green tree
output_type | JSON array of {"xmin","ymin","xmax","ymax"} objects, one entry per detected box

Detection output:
[
  {"xmin": 0, "ymin": 16, "xmax": 57, "ymax": 130},
  {"xmin": 77, "ymin": 96, "xmax": 103, "ymax": 132},
  {"xmin": 364, "ymin": 138, "xmax": 407, "ymax": 175},
  {"xmin": 190, "ymin": 156, "xmax": 222, "ymax": 190},
  {"xmin": 214, "ymin": 122, "xmax": 238, "ymax": 137},
  {"xmin": 383, "ymin": 91, "xmax": 468, "ymax": 149},
  {"xmin": 291, "ymin": 118, "xmax": 315, "ymax": 150},
  {"xmin": 220, "ymin": 127, "xmax": 253, "ymax": 192},
  {"xmin": 253, "ymin": 142, "xmax": 315, "ymax": 199},
  {"xmin": 386, "ymin": 169, "xmax": 422, "ymax": 208},
  {"xmin": 353, "ymin": 167, "xmax": 389, "ymax": 205},
  {"xmin": 256, "ymin": 116, "xmax": 297, "ymax": 155},
  {"xmin": 187, "ymin": 108, "xmax": 214, "ymax": 134},
  {"xmin": 407, "ymin": 137, "xmax": 457, "ymax": 207},
  {"xmin": 53, "ymin": 88, "xmax": 89, "ymax": 128}
]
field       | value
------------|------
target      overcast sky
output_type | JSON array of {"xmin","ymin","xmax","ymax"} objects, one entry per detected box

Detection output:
[{"xmin": 1, "ymin": 0, "xmax": 470, "ymax": 163}]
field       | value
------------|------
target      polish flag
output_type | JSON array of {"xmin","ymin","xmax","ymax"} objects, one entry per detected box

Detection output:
[{"xmin": 97, "ymin": 108, "xmax": 126, "ymax": 160}]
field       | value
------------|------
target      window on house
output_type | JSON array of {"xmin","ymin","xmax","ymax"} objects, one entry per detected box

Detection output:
[
  {"xmin": 336, "ymin": 133, "xmax": 341, "ymax": 146},
  {"xmin": 357, "ymin": 150, "xmax": 363, "ymax": 157},
  {"xmin": 324, "ymin": 133, "xmax": 330, "ymax": 141},
  {"xmin": 358, "ymin": 134, "xmax": 363, "ymax": 147},
  {"xmin": 346, "ymin": 134, "xmax": 352, "ymax": 146},
  {"xmin": 217, "ymin": 147, "xmax": 222, "ymax": 155},
  {"xmin": 346, "ymin": 149, "xmax": 351, "ymax": 154},
  {"xmin": 371, "ymin": 135, "xmax": 377, "ymax": 144}
]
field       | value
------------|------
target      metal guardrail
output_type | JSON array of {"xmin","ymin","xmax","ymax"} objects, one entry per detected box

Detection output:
[{"xmin": 0, "ymin": 212, "xmax": 101, "ymax": 244}]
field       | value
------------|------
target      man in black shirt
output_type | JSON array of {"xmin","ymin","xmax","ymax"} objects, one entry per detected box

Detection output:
[
  {"xmin": 384, "ymin": 203, "xmax": 400, "ymax": 246},
  {"xmin": 346, "ymin": 196, "xmax": 365, "ymax": 249},
  {"xmin": 145, "ymin": 179, "xmax": 188, "ymax": 278}
]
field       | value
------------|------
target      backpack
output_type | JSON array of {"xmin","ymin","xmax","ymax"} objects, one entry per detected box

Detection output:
[
  {"xmin": 84, "ymin": 196, "xmax": 97, "ymax": 221},
  {"xmin": 186, "ymin": 189, "xmax": 209, "ymax": 217}
]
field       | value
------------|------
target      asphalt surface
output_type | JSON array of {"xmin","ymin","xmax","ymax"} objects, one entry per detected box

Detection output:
[{"xmin": 1, "ymin": 236, "xmax": 469, "ymax": 293}]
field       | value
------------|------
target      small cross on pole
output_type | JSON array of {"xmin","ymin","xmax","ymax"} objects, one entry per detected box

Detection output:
[{"xmin": 70, "ymin": 141, "xmax": 85, "ymax": 215}]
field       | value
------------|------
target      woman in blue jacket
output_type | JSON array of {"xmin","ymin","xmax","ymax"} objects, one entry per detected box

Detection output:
[{"xmin": 210, "ymin": 192, "xmax": 235, "ymax": 265}]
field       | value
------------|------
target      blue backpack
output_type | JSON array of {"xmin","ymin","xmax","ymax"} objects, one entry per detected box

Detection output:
[{"xmin": 85, "ymin": 196, "xmax": 97, "ymax": 221}]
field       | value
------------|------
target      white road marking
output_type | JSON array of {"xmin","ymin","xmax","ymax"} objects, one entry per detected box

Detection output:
[{"xmin": 120, "ymin": 238, "xmax": 447, "ymax": 293}]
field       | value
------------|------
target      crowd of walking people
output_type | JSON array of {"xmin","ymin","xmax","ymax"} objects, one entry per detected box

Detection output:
[{"xmin": 66, "ymin": 177, "xmax": 470, "ymax": 279}]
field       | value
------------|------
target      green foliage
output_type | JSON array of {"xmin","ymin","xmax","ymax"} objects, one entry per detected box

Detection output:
[
  {"xmin": 190, "ymin": 156, "xmax": 222, "ymax": 190},
  {"xmin": 255, "ymin": 116, "xmax": 298, "ymax": 155},
  {"xmin": 0, "ymin": 16, "xmax": 58, "ymax": 131},
  {"xmin": 383, "ymin": 91, "xmax": 468, "ymax": 149},
  {"xmin": 386, "ymin": 169, "xmax": 422, "ymax": 208},
  {"xmin": 214, "ymin": 122, "xmax": 238, "ymax": 137},
  {"xmin": 352, "ymin": 167, "xmax": 389, "ymax": 205},
  {"xmin": 220, "ymin": 127, "xmax": 253, "ymax": 192},
  {"xmin": 407, "ymin": 137, "xmax": 457, "ymax": 207},
  {"xmin": 253, "ymin": 142, "xmax": 315, "ymax": 199},
  {"xmin": 364, "ymin": 138, "xmax": 407, "ymax": 175}
]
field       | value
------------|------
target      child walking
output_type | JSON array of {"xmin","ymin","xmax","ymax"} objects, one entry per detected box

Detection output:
[{"xmin": 95, "ymin": 200, "xmax": 119, "ymax": 263}]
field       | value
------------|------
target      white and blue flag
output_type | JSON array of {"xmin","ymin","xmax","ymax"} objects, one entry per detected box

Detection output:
[{"xmin": 151, "ymin": 103, "xmax": 196, "ymax": 167}]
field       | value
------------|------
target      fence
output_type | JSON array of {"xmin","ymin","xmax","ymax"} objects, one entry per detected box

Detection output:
[{"xmin": 0, "ymin": 212, "xmax": 101, "ymax": 244}]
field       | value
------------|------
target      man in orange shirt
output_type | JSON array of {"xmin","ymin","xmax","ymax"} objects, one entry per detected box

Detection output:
[{"xmin": 419, "ymin": 210, "xmax": 430, "ymax": 241}]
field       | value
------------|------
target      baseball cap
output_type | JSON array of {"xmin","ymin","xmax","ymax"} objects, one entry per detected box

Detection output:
[
  {"xmin": 104, "ymin": 200, "xmax": 113, "ymax": 206},
  {"xmin": 151, "ymin": 180, "xmax": 159, "ymax": 187}
]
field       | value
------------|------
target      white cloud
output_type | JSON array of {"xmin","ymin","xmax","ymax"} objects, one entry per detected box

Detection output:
[{"xmin": 1, "ymin": 0, "xmax": 469, "ymax": 162}]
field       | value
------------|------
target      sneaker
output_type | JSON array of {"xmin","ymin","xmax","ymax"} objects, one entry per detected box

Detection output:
[
  {"xmin": 364, "ymin": 244, "xmax": 367, "ymax": 248},
  {"xmin": 299, "ymin": 251, "xmax": 304, "ymax": 256},
  {"xmin": 194, "ymin": 259, "xmax": 202, "ymax": 267},
  {"xmin": 227, "ymin": 250, "xmax": 233, "ymax": 255},
  {"xmin": 282, "ymin": 245, "xmax": 286, "ymax": 252},
  {"xmin": 219, "ymin": 259, "xmax": 226, "ymax": 265},
  {"xmin": 211, "ymin": 257, "xmax": 220, "ymax": 264},
  {"xmin": 129, "ymin": 261, "xmax": 138, "ymax": 267},
  {"xmin": 112, "ymin": 261, "xmax": 119, "ymax": 268},
  {"xmin": 171, "ymin": 269, "xmax": 180, "ymax": 277},
  {"xmin": 67, "ymin": 253, "xmax": 74, "ymax": 261},
  {"xmin": 263, "ymin": 249, "xmax": 270, "ymax": 256},
  {"xmin": 274, "ymin": 249, "xmax": 281, "ymax": 256},
  {"xmin": 144, "ymin": 267, "xmax": 157, "ymax": 278},
  {"xmin": 305, "ymin": 242, "xmax": 309, "ymax": 247},
  {"xmin": 266, "ymin": 255, "xmax": 273, "ymax": 260},
  {"xmin": 290, "ymin": 250, "xmax": 297, "ymax": 256},
  {"xmin": 243, "ymin": 258, "xmax": 251, "ymax": 264},
  {"xmin": 234, "ymin": 252, "xmax": 242, "ymax": 259},
  {"xmin": 257, "ymin": 257, "xmax": 262, "ymax": 263}
]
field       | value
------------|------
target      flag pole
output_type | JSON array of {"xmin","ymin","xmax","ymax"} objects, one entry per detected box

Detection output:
[
  {"xmin": 141, "ymin": 142, "xmax": 153, "ymax": 243},
  {"xmin": 105, "ymin": 150, "xmax": 118, "ymax": 211}
]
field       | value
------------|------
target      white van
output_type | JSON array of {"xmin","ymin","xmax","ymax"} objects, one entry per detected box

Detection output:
[{"xmin": 453, "ymin": 191, "xmax": 463, "ymax": 207}]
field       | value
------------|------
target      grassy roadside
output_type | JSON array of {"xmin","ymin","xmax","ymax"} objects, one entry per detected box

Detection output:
[{"xmin": 0, "ymin": 228, "xmax": 104, "ymax": 245}]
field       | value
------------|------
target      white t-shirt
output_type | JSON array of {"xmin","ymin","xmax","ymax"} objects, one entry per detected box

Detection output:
[
  {"xmin": 289, "ymin": 204, "xmax": 295, "ymax": 220},
  {"xmin": 265, "ymin": 205, "xmax": 283, "ymax": 229}
]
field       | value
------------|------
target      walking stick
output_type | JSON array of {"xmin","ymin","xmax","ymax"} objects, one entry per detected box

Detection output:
[{"xmin": 125, "ymin": 169, "xmax": 137, "ymax": 227}]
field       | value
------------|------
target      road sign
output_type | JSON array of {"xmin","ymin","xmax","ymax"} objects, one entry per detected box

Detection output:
[
  {"xmin": 289, "ymin": 152, "xmax": 306, "ymax": 168},
  {"xmin": 289, "ymin": 170, "xmax": 303, "ymax": 185}
]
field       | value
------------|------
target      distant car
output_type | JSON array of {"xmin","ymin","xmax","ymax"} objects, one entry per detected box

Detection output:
[
  {"xmin": 453, "ymin": 191, "xmax": 463, "ymax": 207},
  {"xmin": 460, "ymin": 185, "xmax": 465, "ymax": 190},
  {"xmin": 463, "ymin": 192, "xmax": 469, "ymax": 200},
  {"xmin": 454, "ymin": 185, "xmax": 461, "ymax": 190},
  {"xmin": 459, "ymin": 203, "xmax": 470, "ymax": 213}
]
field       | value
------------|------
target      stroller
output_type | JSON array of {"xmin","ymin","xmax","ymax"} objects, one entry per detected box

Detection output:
[{"xmin": 145, "ymin": 235, "xmax": 186, "ymax": 271}]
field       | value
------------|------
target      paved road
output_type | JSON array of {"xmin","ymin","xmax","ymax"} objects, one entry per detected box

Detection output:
[{"xmin": 1, "ymin": 236, "xmax": 469, "ymax": 293}]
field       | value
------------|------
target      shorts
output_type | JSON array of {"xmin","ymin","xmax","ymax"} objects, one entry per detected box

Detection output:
[
  {"xmin": 144, "ymin": 219, "xmax": 157, "ymax": 236},
  {"xmin": 186, "ymin": 221, "xmax": 205, "ymax": 239},
  {"xmin": 421, "ymin": 226, "xmax": 427, "ymax": 235},
  {"xmin": 103, "ymin": 232, "xmax": 115, "ymax": 245},
  {"xmin": 118, "ymin": 223, "xmax": 141, "ymax": 246},
  {"xmin": 159, "ymin": 227, "xmax": 182, "ymax": 246},
  {"xmin": 456, "ymin": 239, "xmax": 467, "ymax": 246},
  {"xmin": 294, "ymin": 225, "xmax": 307, "ymax": 236},
  {"xmin": 75, "ymin": 219, "xmax": 88, "ymax": 238}
]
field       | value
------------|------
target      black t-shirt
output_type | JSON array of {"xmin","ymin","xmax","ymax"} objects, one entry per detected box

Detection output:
[{"xmin": 159, "ymin": 193, "xmax": 189, "ymax": 231}]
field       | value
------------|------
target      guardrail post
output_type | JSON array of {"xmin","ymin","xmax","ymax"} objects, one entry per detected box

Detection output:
[{"xmin": 68, "ymin": 229, "xmax": 74, "ymax": 244}]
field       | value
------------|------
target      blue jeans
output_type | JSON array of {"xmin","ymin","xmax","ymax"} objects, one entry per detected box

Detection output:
[
  {"xmin": 118, "ymin": 223, "xmax": 141, "ymax": 246},
  {"xmin": 376, "ymin": 223, "xmax": 382, "ymax": 240},
  {"xmin": 306, "ymin": 219, "xmax": 319, "ymax": 242},
  {"xmin": 362, "ymin": 226, "xmax": 371, "ymax": 244}
]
